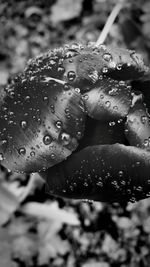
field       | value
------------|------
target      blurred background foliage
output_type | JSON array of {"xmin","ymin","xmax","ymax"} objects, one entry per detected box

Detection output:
[{"xmin": 0, "ymin": 0, "xmax": 150, "ymax": 266}]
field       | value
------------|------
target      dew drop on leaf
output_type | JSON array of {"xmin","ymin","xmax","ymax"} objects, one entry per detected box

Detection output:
[
  {"xmin": 108, "ymin": 87, "xmax": 118, "ymax": 96},
  {"xmin": 103, "ymin": 53, "xmax": 112, "ymax": 62},
  {"xmin": 50, "ymin": 59, "xmax": 56, "ymax": 65},
  {"xmin": 51, "ymin": 153, "xmax": 55, "ymax": 159},
  {"xmin": 60, "ymin": 132, "xmax": 71, "ymax": 145},
  {"xmin": 109, "ymin": 121, "xmax": 116, "ymax": 126},
  {"xmin": 75, "ymin": 88, "xmax": 81, "ymax": 93},
  {"xmin": 43, "ymin": 96, "xmax": 49, "ymax": 104},
  {"xmin": 116, "ymin": 64, "xmax": 122, "ymax": 70},
  {"xmin": 18, "ymin": 147, "xmax": 26, "ymax": 156},
  {"xmin": 25, "ymin": 95, "xmax": 31, "ymax": 101},
  {"xmin": 43, "ymin": 134, "xmax": 52, "ymax": 145},
  {"xmin": 64, "ymin": 83, "xmax": 70, "ymax": 90},
  {"xmin": 76, "ymin": 131, "xmax": 82, "ymax": 139},
  {"xmin": 141, "ymin": 115, "xmax": 147, "ymax": 124},
  {"xmin": 2, "ymin": 139, "xmax": 8, "ymax": 146},
  {"xmin": 20, "ymin": 120, "xmax": 28, "ymax": 130},
  {"xmin": 119, "ymin": 81, "xmax": 125, "ymax": 86},
  {"xmin": 55, "ymin": 121, "xmax": 62, "ymax": 129},
  {"xmin": 118, "ymin": 170, "xmax": 124, "ymax": 177},
  {"xmin": 105, "ymin": 101, "xmax": 111, "ymax": 108},
  {"xmin": 82, "ymin": 94, "xmax": 89, "ymax": 100},
  {"xmin": 67, "ymin": 71, "xmax": 76, "ymax": 81},
  {"xmin": 102, "ymin": 67, "xmax": 108, "ymax": 73},
  {"xmin": 30, "ymin": 151, "xmax": 35, "ymax": 157},
  {"xmin": 113, "ymin": 106, "xmax": 118, "ymax": 111}
]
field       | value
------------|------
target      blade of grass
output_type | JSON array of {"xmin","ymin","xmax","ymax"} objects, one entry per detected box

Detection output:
[{"xmin": 96, "ymin": 0, "xmax": 124, "ymax": 45}]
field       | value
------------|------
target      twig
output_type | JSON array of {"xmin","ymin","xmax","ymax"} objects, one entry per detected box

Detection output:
[{"xmin": 96, "ymin": 0, "xmax": 124, "ymax": 45}]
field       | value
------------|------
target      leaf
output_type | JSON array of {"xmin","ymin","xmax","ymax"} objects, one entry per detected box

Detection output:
[{"xmin": 51, "ymin": 0, "xmax": 83, "ymax": 24}]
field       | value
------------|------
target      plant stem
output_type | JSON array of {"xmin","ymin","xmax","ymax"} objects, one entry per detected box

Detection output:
[{"xmin": 96, "ymin": 0, "xmax": 124, "ymax": 45}]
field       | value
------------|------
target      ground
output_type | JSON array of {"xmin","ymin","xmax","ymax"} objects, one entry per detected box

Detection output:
[{"xmin": 0, "ymin": 0, "xmax": 150, "ymax": 266}]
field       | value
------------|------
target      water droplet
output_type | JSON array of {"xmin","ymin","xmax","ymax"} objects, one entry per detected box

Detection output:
[
  {"xmin": 51, "ymin": 153, "xmax": 55, "ymax": 159},
  {"xmin": 60, "ymin": 132, "xmax": 71, "ymax": 145},
  {"xmin": 64, "ymin": 83, "xmax": 70, "ymax": 90},
  {"xmin": 8, "ymin": 120, "xmax": 14, "ymax": 125},
  {"xmin": 65, "ymin": 108, "xmax": 70, "ymax": 114},
  {"xmin": 119, "ymin": 81, "xmax": 125, "ymax": 86},
  {"xmin": 96, "ymin": 181, "xmax": 103, "ymax": 187},
  {"xmin": 100, "ymin": 94, "xmax": 104, "ymax": 99},
  {"xmin": 50, "ymin": 59, "xmax": 56, "ymax": 65},
  {"xmin": 18, "ymin": 147, "xmax": 26, "ymax": 156},
  {"xmin": 9, "ymin": 111, "xmax": 14, "ymax": 116},
  {"xmin": 65, "ymin": 50, "xmax": 79, "ymax": 58},
  {"xmin": 141, "ymin": 116, "xmax": 147, "ymax": 124},
  {"xmin": 102, "ymin": 67, "xmax": 108, "ymax": 73},
  {"xmin": 25, "ymin": 95, "xmax": 31, "ymax": 101},
  {"xmin": 113, "ymin": 106, "xmax": 118, "ymax": 111},
  {"xmin": 103, "ymin": 53, "xmax": 112, "ymax": 62},
  {"xmin": 20, "ymin": 120, "xmax": 27, "ymax": 130},
  {"xmin": 58, "ymin": 67, "xmax": 65, "ymax": 73},
  {"xmin": 109, "ymin": 121, "xmax": 116, "ymax": 126},
  {"xmin": 118, "ymin": 170, "xmax": 124, "ymax": 177},
  {"xmin": 76, "ymin": 131, "xmax": 82, "ymax": 139},
  {"xmin": 55, "ymin": 121, "xmax": 62, "ymax": 129},
  {"xmin": 82, "ymin": 94, "xmax": 89, "ymax": 100},
  {"xmin": 120, "ymin": 180, "xmax": 126, "ymax": 186},
  {"xmin": 116, "ymin": 64, "xmax": 122, "ymax": 70},
  {"xmin": 118, "ymin": 119, "xmax": 123, "ymax": 124},
  {"xmin": 37, "ymin": 118, "xmax": 41, "ymax": 125},
  {"xmin": 2, "ymin": 139, "xmax": 8, "ymax": 147},
  {"xmin": 84, "ymin": 182, "xmax": 88, "ymax": 187},
  {"xmin": 144, "ymin": 139, "xmax": 149, "ymax": 147},
  {"xmin": 136, "ymin": 186, "xmax": 142, "ymax": 192},
  {"xmin": 43, "ymin": 134, "xmax": 52, "ymax": 145},
  {"xmin": 124, "ymin": 128, "xmax": 129, "ymax": 134},
  {"xmin": 108, "ymin": 87, "xmax": 118, "ymax": 96},
  {"xmin": 75, "ymin": 88, "xmax": 80, "ymax": 93},
  {"xmin": 0, "ymin": 153, "xmax": 4, "ymax": 161},
  {"xmin": 43, "ymin": 96, "xmax": 49, "ymax": 104},
  {"xmin": 130, "ymin": 197, "xmax": 136, "ymax": 203},
  {"xmin": 67, "ymin": 71, "xmax": 76, "ymax": 81},
  {"xmin": 30, "ymin": 151, "xmax": 35, "ymax": 157},
  {"xmin": 2, "ymin": 106, "xmax": 8, "ymax": 112},
  {"xmin": 105, "ymin": 101, "xmax": 111, "ymax": 108},
  {"xmin": 71, "ymin": 43, "xmax": 80, "ymax": 50}
]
